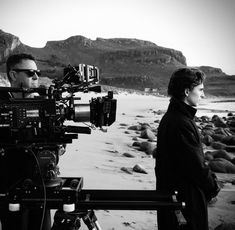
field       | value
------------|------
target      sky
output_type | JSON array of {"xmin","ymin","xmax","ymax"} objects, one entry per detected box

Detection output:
[{"xmin": 1, "ymin": 0, "xmax": 235, "ymax": 75}]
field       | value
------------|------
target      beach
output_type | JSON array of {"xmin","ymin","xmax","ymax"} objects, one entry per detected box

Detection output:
[{"xmin": 57, "ymin": 93, "xmax": 235, "ymax": 230}]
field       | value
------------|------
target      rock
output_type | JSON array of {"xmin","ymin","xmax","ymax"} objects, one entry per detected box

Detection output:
[
  {"xmin": 209, "ymin": 149, "xmax": 233, "ymax": 161},
  {"xmin": 132, "ymin": 137, "xmax": 139, "ymax": 141},
  {"xmin": 214, "ymin": 127, "xmax": 230, "ymax": 136},
  {"xmin": 209, "ymin": 158, "xmax": 235, "ymax": 173},
  {"xmin": 133, "ymin": 164, "xmax": 148, "ymax": 174},
  {"xmin": 152, "ymin": 147, "xmax": 157, "ymax": 158},
  {"xmin": 122, "ymin": 152, "xmax": 135, "ymax": 158},
  {"xmin": 211, "ymin": 141, "xmax": 226, "ymax": 150},
  {"xmin": 212, "ymin": 115, "xmax": 227, "ymax": 128},
  {"xmin": 119, "ymin": 123, "xmax": 128, "ymax": 126},
  {"xmin": 153, "ymin": 110, "xmax": 165, "ymax": 115},
  {"xmin": 227, "ymin": 120, "xmax": 235, "ymax": 127},
  {"xmin": 132, "ymin": 141, "xmax": 141, "ymax": 147},
  {"xmin": 204, "ymin": 123, "xmax": 215, "ymax": 129},
  {"xmin": 140, "ymin": 128, "xmax": 157, "ymax": 141},
  {"xmin": 202, "ymin": 127, "xmax": 215, "ymax": 136},
  {"xmin": 128, "ymin": 125, "xmax": 142, "ymax": 131},
  {"xmin": 124, "ymin": 131, "xmax": 131, "ymax": 134},
  {"xmin": 227, "ymin": 112, "xmax": 234, "ymax": 116},
  {"xmin": 139, "ymin": 141, "xmax": 156, "ymax": 155},
  {"xmin": 214, "ymin": 222, "xmax": 235, "ymax": 230},
  {"xmin": 140, "ymin": 123, "xmax": 152, "ymax": 130},
  {"xmin": 121, "ymin": 167, "xmax": 133, "ymax": 174},
  {"xmin": 202, "ymin": 135, "xmax": 213, "ymax": 146},
  {"xmin": 222, "ymin": 136, "xmax": 235, "ymax": 145},
  {"xmin": 200, "ymin": 116, "xmax": 210, "ymax": 123},
  {"xmin": 225, "ymin": 145, "xmax": 235, "ymax": 152},
  {"xmin": 211, "ymin": 134, "xmax": 225, "ymax": 142},
  {"xmin": 205, "ymin": 152, "xmax": 214, "ymax": 161},
  {"xmin": 231, "ymin": 158, "xmax": 235, "ymax": 165}
]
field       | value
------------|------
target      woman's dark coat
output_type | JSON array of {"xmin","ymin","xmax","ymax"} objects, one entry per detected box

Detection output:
[{"xmin": 155, "ymin": 97, "xmax": 219, "ymax": 230}]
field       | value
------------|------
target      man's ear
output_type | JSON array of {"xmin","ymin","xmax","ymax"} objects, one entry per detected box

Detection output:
[{"xmin": 8, "ymin": 70, "xmax": 17, "ymax": 82}]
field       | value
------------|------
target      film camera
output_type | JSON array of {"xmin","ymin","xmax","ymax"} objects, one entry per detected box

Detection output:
[{"xmin": 0, "ymin": 64, "xmax": 116, "ymax": 187}]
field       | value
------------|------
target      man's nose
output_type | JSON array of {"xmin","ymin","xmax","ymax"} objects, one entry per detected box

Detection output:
[{"xmin": 32, "ymin": 73, "xmax": 39, "ymax": 80}]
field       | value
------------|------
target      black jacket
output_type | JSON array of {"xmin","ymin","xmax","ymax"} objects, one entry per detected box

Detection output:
[{"xmin": 155, "ymin": 97, "xmax": 219, "ymax": 230}]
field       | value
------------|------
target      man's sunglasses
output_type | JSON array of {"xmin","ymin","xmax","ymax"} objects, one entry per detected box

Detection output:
[{"xmin": 12, "ymin": 69, "xmax": 41, "ymax": 77}]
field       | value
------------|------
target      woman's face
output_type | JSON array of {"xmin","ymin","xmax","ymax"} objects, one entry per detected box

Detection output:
[{"xmin": 184, "ymin": 83, "xmax": 205, "ymax": 107}]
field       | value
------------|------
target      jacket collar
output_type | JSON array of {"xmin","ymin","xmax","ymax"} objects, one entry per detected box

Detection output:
[{"xmin": 168, "ymin": 97, "xmax": 197, "ymax": 119}]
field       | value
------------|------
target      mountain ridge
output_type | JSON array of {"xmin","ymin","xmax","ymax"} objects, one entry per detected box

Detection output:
[{"xmin": 0, "ymin": 29, "xmax": 234, "ymax": 96}]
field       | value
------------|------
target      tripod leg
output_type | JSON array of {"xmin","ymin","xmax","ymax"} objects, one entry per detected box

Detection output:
[
  {"xmin": 51, "ymin": 209, "xmax": 81, "ymax": 230},
  {"xmin": 93, "ymin": 220, "xmax": 102, "ymax": 230},
  {"xmin": 82, "ymin": 210, "xmax": 102, "ymax": 230}
]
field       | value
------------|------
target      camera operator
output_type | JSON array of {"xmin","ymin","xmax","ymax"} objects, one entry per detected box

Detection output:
[{"xmin": 0, "ymin": 53, "xmax": 51, "ymax": 230}]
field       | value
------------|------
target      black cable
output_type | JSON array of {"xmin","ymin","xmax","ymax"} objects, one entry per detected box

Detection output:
[{"xmin": 27, "ymin": 146, "xmax": 47, "ymax": 230}]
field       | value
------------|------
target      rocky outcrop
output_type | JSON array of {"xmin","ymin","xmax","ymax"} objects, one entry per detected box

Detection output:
[
  {"xmin": 0, "ymin": 30, "xmax": 21, "ymax": 62},
  {"xmin": 0, "ymin": 29, "xmax": 234, "ymax": 96},
  {"xmin": 199, "ymin": 66, "xmax": 225, "ymax": 76}
]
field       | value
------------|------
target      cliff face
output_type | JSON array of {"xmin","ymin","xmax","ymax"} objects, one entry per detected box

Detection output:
[
  {"xmin": 0, "ymin": 29, "xmax": 234, "ymax": 96},
  {"xmin": 0, "ymin": 30, "xmax": 21, "ymax": 62}
]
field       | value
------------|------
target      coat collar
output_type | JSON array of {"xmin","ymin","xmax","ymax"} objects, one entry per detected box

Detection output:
[{"xmin": 168, "ymin": 97, "xmax": 197, "ymax": 119}]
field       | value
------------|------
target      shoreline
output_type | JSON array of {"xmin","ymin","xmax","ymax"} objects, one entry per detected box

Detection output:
[{"xmin": 58, "ymin": 93, "xmax": 235, "ymax": 230}]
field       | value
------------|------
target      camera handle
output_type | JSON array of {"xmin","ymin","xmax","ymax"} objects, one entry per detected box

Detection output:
[{"xmin": 52, "ymin": 209, "xmax": 101, "ymax": 230}]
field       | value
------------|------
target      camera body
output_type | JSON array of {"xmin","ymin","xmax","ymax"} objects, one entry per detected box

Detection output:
[
  {"xmin": 0, "ymin": 64, "xmax": 116, "ymax": 145},
  {"xmin": 0, "ymin": 64, "xmax": 116, "ymax": 186}
]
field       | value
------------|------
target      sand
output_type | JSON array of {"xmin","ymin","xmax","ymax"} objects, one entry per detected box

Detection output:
[{"xmin": 55, "ymin": 93, "xmax": 235, "ymax": 230}]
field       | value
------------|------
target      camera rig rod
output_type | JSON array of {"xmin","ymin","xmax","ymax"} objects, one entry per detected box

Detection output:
[
  {"xmin": 0, "ymin": 177, "xmax": 185, "ymax": 211},
  {"xmin": 0, "ymin": 177, "xmax": 187, "ymax": 228}
]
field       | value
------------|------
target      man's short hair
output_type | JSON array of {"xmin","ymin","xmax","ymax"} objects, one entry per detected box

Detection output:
[
  {"xmin": 6, "ymin": 53, "xmax": 36, "ymax": 78},
  {"xmin": 167, "ymin": 67, "xmax": 206, "ymax": 100}
]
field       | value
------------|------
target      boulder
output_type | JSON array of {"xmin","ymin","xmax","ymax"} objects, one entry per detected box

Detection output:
[
  {"xmin": 214, "ymin": 127, "xmax": 230, "ymax": 136},
  {"xmin": 132, "ymin": 141, "xmax": 141, "ymax": 147},
  {"xmin": 222, "ymin": 136, "xmax": 235, "ymax": 145},
  {"xmin": 208, "ymin": 150, "xmax": 233, "ymax": 161},
  {"xmin": 122, "ymin": 152, "xmax": 135, "ymax": 158},
  {"xmin": 133, "ymin": 164, "xmax": 148, "ymax": 174},
  {"xmin": 211, "ymin": 134, "xmax": 225, "ymax": 142},
  {"xmin": 128, "ymin": 125, "xmax": 142, "ymax": 131},
  {"xmin": 225, "ymin": 145, "xmax": 235, "ymax": 152},
  {"xmin": 227, "ymin": 119, "xmax": 235, "ymax": 127},
  {"xmin": 211, "ymin": 141, "xmax": 226, "ymax": 150},
  {"xmin": 213, "ymin": 116, "xmax": 227, "ymax": 128},
  {"xmin": 119, "ymin": 123, "xmax": 128, "ymax": 127},
  {"xmin": 152, "ymin": 147, "xmax": 157, "ymax": 158},
  {"xmin": 140, "ymin": 128, "xmax": 157, "ymax": 141},
  {"xmin": 209, "ymin": 158, "xmax": 235, "ymax": 173},
  {"xmin": 121, "ymin": 167, "xmax": 133, "ymax": 174},
  {"xmin": 202, "ymin": 135, "xmax": 213, "ymax": 146},
  {"xmin": 139, "ymin": 141, "xmax": 156, "ymax": 155},
  {"xmin": 202, "ymin": 128, "xmax": 215, "ymax": 136},
  {"xmin": 214, "ymin": 222, "xmax": 235, "ymax": 230},
  {"xmin": 140, "ymin": 123, "xmax": 152, "ymax": 130},
  {"xmin": 205, "ymin": 152, "xmax": 214, "ymax": 161},
  {"xmin": 200, "ymin": 116, "xmax": 210, "ymax": 123}
]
